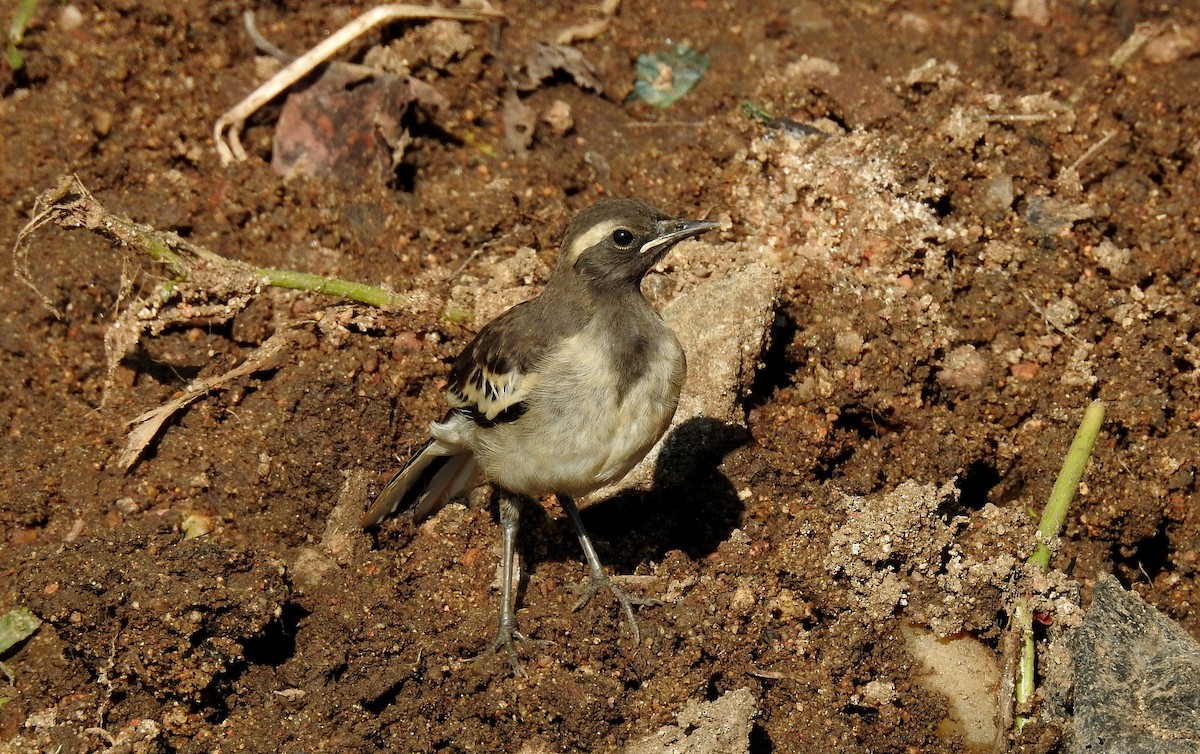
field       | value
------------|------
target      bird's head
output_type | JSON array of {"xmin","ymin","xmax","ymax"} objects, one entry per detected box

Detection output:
[{"xmin": 557, "ymin": 198, "xmax": 719, "ymax": 288}]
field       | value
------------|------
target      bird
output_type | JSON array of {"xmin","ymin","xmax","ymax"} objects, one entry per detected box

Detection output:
[{"xmin": 362, "ymin": 197, "xmax": 719, "ymax": 667}]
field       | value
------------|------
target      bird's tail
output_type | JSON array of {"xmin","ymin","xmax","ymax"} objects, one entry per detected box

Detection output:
[{"xmin": 361, "ymin": 439, "xmax": 480, "ymax": 527}]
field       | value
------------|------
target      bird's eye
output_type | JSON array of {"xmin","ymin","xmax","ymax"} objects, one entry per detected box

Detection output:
[{"xmin": 611, "ymin": 229, "xmax": 635, "ymax": 247}]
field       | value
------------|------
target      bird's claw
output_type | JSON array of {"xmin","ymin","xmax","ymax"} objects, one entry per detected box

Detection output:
[
  {"xmin": 572, "ymin": 574, "xmax": 661, "ymax": 644},
  {"xmin": 469, "ymin": 626, "xmax": 553, "ymax": 677}
]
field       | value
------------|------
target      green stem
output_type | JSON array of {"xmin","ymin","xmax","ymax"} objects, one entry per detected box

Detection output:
[
  {"xmin": 1029, "ymin": 400, "xmax": 1106, "ymax": 570},
  {"xmin": 249, "ymin": 265, "xmax": 405, "ymax": 309},
  {"xmin": 1014, "ymin": 596, "xmax": 1035, "ymax": 716},
  {"xmin": 1015, "ymin": 399, "xmax": 1105, "ymax": 732},
  {"xmin": 102, "ymin": 203, "xmax": 409, "ymax": 309},
  {"xmin": 5, "ymin": 0, "xmax": 38, "ymax": 71}
]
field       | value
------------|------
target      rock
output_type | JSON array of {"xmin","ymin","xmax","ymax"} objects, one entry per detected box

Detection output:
[
  {"xmin": 1011, "ymin": 0, "xmax": 1050, "ymax": 27},
  {"xmin": 624, "ymin": 687, "xmax": 757, "ymax": 754},
  {"xmin": 1071, "ymin": 574, "xmax": 1200, "ymax": 753},
  {"xmin": 291, "ymin": 470, "xmax": 372, "ymax": 590},
  {"xmin": 902, "ymin": 624, "xmax": 1000, "ymax": 753}
]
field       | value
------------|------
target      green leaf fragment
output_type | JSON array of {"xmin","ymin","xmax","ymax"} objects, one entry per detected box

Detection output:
[
  {"xmin": 5, "ymin": 0, "xmax": 39, "ymax": 73},
  {"xmin": 0, "ymin": 607, "xmax": 41, "ymax": 655},
  {"xmin": 442, "ymin": 307, "xmax": 473, "ymax": 325},
  {"xmin": 741, "ymin": 101, "xmax": 773, "ymax": 125},
  {"xmin": 4, "ymin": 43, "xmax": 23, "ymax": 71},
  {"xmin": 630, "ymin": 43, "xmax": 710, "ymax": 109}
]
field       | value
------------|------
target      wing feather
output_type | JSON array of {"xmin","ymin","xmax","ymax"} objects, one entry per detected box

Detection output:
[{"xmin": 444, "ymin": 299, "xmax": 560, "ymax": 422}]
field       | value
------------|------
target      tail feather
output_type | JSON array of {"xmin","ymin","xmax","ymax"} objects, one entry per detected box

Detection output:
[
  {"xmin": 362, "ymin": 439, "xmax": 478, "ymax": 527},
  {"xmin": 412, "ymin": 453, "xmax": 479, "ymax": 520}
]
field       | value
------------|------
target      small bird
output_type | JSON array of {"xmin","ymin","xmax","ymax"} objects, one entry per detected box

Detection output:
[{"xmin": 362, "ymin": 198, "xmax": 718, "ymax": 665}]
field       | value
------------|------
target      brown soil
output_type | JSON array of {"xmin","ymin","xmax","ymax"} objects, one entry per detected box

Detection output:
[{"xmin": 1, "ymin": 1, "xmax": 1198, "ymax": 752}]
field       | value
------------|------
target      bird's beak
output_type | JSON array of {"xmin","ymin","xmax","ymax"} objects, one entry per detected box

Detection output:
[{"xmin": 640, "ymin": 218, "xmax": 721, "ymax": 255}]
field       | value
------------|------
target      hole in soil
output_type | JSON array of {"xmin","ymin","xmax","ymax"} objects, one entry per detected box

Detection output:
[
  {"xmin": 390, "ymin": 109, "xmax": 461, "ymax": 191},
  {"xmin": 746, "ymin": 309, "xmax": 799, "ymax": 410},
  {"xmin": 749, "ymin": 723, "xmax": 774, "ymax": 754},
  {"xmin": 833, "ymin": 405, "xmax": 898, "ymax": 440},
  {"xmin": 704, "ymin": 673, "xmax": 724, "ymax": 701},
  {"xmin": 954, "ymin": 459, "xmax": 1001, "ymax": 511},
  {"xmin": 924, "ymin": 193, "xmax": 954, "ymax": 218},
  {"xmin": 814, "ymin": 407, "xmax": 901, "ymax": 484},
  {"xmin": 200, "ymin": 692, "xmax": 231, "ymax": 724},
  {"xmin": 841, "ymin": 702, "xmax": 880, "ymax": 719},
  {"xmin": 815, "ymin": 446, "xmax": 854, "ymax": 482},
  {"xmin": 243, "ymin": 601, "xmax": 310, "ymax": 667},
  {"xmin": 392, "ymin": 160, "xmax": 418, "ymax": 192},
  {"xmin": 1113, "ymin": 524, "xmax": 1172, "ymax": 581},
  {"xmin": 363, "ymin": 679, "xmax": 408, "ymax": 715}
]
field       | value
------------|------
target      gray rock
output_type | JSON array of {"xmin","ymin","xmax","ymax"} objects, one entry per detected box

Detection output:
[{"xmin": 1072, "ymin": 574, "xmax": 1200, "ymax": 753}]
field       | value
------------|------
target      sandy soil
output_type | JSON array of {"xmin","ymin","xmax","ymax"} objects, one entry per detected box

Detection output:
[{"xmin": 1, "ymin": 1, "xmax": 1198, "ymax": 752}]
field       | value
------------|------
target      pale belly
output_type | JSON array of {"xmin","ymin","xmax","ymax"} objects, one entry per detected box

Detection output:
[{"xmin": 469, "ymin": 328, "xmax": 685, "ymax": 498}]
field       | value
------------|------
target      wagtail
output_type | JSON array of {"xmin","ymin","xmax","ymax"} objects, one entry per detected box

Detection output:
[{"xmin": 362, "ymin": 198, "xmax": 718, "ymax": 664}]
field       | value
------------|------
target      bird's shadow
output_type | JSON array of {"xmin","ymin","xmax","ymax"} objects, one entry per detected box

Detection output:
[{"xmin": 521, "ymin": 416, "xmax": 749, "ymax": 572}]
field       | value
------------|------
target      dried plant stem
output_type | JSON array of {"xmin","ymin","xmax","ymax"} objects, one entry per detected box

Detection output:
[
  {"xmin": 213, "ymin": 4, "xmax": 501, "ymax": 164},
  {"xmin": 13, "ymin": 175, "xmax": 410, "ymax": 311}
]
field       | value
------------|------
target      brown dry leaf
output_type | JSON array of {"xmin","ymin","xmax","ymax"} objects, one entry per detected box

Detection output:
[
  {"xmin": 272, "ymin": 65, "xmax": 449, "ymax": 181},
  {"xmin": 512, "ymin": 43, "xmax": 601, "ymax": 92},
  {"xmin": 502, "ymin": 90, "xmax": 538, "ymax": 154}
]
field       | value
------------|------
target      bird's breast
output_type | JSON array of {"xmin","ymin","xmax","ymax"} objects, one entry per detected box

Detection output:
[{"xmin": 472, "ymin": 315, "xmax": 685, "ymax": 498}]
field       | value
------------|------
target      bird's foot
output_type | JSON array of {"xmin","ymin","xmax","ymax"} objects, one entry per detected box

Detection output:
[
  {"xmin": 469, "ymin": 623, "xmax": 552, "ymax": 677},
  {"xmin": 572, "ymin": 574, "xmax": 661, "ymax": 644}
]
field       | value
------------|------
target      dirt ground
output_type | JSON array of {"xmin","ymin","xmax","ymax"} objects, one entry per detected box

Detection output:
[{"xmin": 1, "ymin": 1, "xmax": 1198, "ymax": 752}]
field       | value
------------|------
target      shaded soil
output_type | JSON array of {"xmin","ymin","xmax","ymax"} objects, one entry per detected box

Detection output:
[{"xmin": 1, "ymin": 1, "xmax": 1198, "ymax": 752}]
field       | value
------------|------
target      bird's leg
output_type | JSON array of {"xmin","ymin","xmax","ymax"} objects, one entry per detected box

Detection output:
[
  {"xmin": 559, "ymin": 494, "xmax": 660, "ymax": 644},
  {"xmin": 471, "ymin": 491, "xmax": 547, "ymax": 675},
  {"xmin": 494, "ymin": 492, "xmax": 522, "ymax": 649}
]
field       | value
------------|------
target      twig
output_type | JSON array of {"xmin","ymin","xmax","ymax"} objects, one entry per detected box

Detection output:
[
  {"xmin": 13, "ymin": 175, "xmax": 412, "ymax": 311},
  {"xmin": 1066, "ymin": 21, "xmax": 1163, "ymax": 108},
  {"xmin": 1013, "ymin": 400, "xmax": 1105, "ymax": 733},
  {"xmin": 555, "ymin": 0, "xmax": 621, "ymax": 45},
  {"xmin": 1062, "ymin": 129, "xmax": 1116, "ymax": 177},
  {"xmin": 213, "ymin": 4, "xmax": 501, "ymax": 164},
  {"xmin": 983, "ymin": 113, "xmax": 1057, "ymax": 124},
  {"xmin": 1109, "ymin": 21, "xmax": 1162, "ymax": 69},
  {"xmin": 119, "ymin": 329, "xmax": 296, "ymax": 470}
]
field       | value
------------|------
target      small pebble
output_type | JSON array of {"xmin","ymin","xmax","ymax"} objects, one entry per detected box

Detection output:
[
  {"xmin": 361, "ymin": 351, "xmax": 380, "ymax": 374},
  {"xmin": 1144, "ymin": 26, "xmax": 1200, "ymax": 64},
  {"xmin": 58, "ymin": 4, "xmax": 84, "ymax": 32},
  {"xmin": 114, "ymin": 497, "xmax": 140, "ymax": 514},
  {"xmin": 91, "ymin": 108, "xmax": 112, "ymax": 137},
  {"xmin": 985, "ymin": 174, "xmax": 1014, "ymax": 212},
  {"xmin": 938, "ymin": 345, "xmax": 989, "ymax": 390},
  {"xmin": 542, "ymin": 100, "xmax": 574, "ymax": 136},
  {"xmin": 1009, "ymin": 362, "xmax": 1039, "ymax": 381},
  {"xmin": 181, "ymin": 513, "xmax": 214, "ymax": 540},
  {"xmin": 391, "ymin": 332, "xmax": 421, "ymax": 360},
  {"xmin": 1010, "ymin": 0, "xmax": 1049, "ymax": 26}
]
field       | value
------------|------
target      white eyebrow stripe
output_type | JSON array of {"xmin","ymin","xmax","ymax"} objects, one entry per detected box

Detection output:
[{"xmin": 563, "ymin": 219, "xmax": 623, "ymax": 262}]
